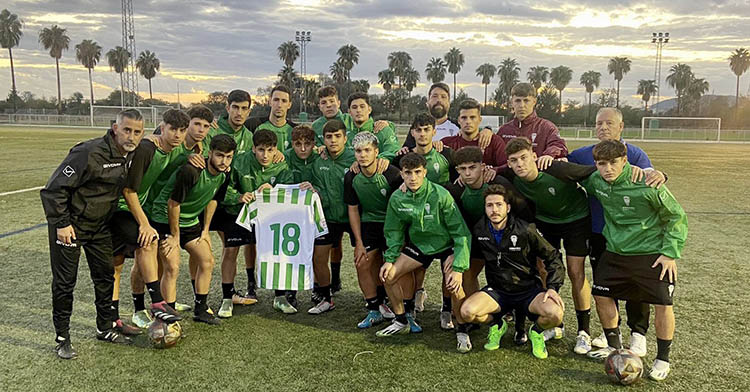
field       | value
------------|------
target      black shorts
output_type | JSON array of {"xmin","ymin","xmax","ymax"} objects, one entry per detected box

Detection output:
[
  {"xmin": 535, "ymin": 216, "xmax": 591, "ymax": 257},
  {"xmin": 203, "ymin": 207, "xmax": 255, "ymax": 247},
  {"xmin": 110, "ymin": 210, "xmax": 140, "ymax": 258},
  {"xmin": 205, "ymin": 207, "xmax": 236, "ymax": 232},
  {"xmin": 588, "ymin": 232, "xmax": 607, "ymax": 271},
  {"xmin": 401, "ymin": 243, "xmax": 453, "ymax": 269},
  {"xmin": 315, "ymin": 222, "xmax": 354, "ymax": 247},
  {"xmin": 152, "ymin": 221, "xmax": 202, "ymax": 250},
  {"xmin": 480, "ymin": 285, "xmax": 545, "ymax": 321},
  {"xmin": 592, "ymin": 251, "xmax": 674, "ymax": 305},
  {"xmin": 360, "ymin": 222, "xmax": 386, "ymax": 252}
]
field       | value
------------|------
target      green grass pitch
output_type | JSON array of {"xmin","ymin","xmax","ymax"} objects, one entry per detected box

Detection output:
[{"xmin": 1, "ymin": 125, "xmax": 749, "ymax": 391}]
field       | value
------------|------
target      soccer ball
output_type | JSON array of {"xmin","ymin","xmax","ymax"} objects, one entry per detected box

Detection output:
[
  {"xmin": 147, "ymin": 320, "xmax": 183, "ymax": 349},
  {"xmin": 604, "ymin": 349, "xmax": 644, "ymax": 385}
]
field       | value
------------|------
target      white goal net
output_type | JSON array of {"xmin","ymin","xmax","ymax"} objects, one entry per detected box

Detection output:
[
  {"xmin": 91, "ymin": 105, "xmax": 178, "ymax": 129},
  {"xmin": 640, "ymin": 117, "xmax": 722, "ymax": 141}
]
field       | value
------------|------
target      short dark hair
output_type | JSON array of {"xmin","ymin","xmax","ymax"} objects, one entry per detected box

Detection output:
[
  {"xmin": 458, "ymin": 98, "xmax": 481, "ymax": 113},
  {"xmin": 483, "ymin": 184, "xmax": 508, "ymax": 203},
  {"xmin": 162, "ymin": 109, "xmax": 190, "ymax": 129},
  {"xmin": 593, "ymin": 139, "xmax": 627, "ymax": 161},
  {"xmin": 454, "ymin": 146, "xmax": 484, "ymax": 166},
  {"xmin": 317, "ymin": 85, "xmax": 338, "ymax": 99},
  {"xmin": 210, "ymin": 134, "xmax": 237, "ymax": 153},
  {"xmin": 511, "ymin": 83, "xmax": 536, "ymax": 98},
  {"xmin": 186, "ymin": 104, "xmax": 213, "ymax": 123},
  {"xmin": 399, "ymin": 152, "xmax": 427, "ymax": 170},
  {"xmin": 505, "ymin": 137, "xmax": 533, "ymax": 156},
  {"xmin": 347, "ymin": 92, "xmax": 369, "ymax": 108},
  {"xmin": 428, "ymin": 82, "xmax": 450, "ymax": 97},
  {"xmin": 271, "ymin": 85, "xmax": 291, "ymax": 98},
  {"xmin": 117, "ymin": 108, "xmax": 143, "ymax": 124},
  {"xmin": 227, "ymin": 89, "xmax": 251, "ymax": 106},
  {"xmin": 323, "ymin": 119, "xmax": 346, "ymax": 136},
  {"xmin": 291, "ymin": 125, "xmax": 316, "ymax": 144},
  {"xmin": 411, "ymin": 112, "xmax": 436, "ymax": 130},
  {"xmin": 253, "ymin": 129, "xmax": 277, "ymax": 148}
]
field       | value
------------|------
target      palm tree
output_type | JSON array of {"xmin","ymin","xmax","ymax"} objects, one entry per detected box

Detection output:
[
  {"xmin": 444, "ymin": 47, "xmax": 464, "ymax": 101},
  {"xmin": 277, "ymin": 41, "xmax": 299, "ymax": 67},
  {"xmin": 387, "ymin": 51, "xmax": 412, "ymax": 90},
  {"xmin": 403, "ymin": 67, "xmax": 420, "ymax": 96},
  {"xmin": 75, "ymin": 39, "xmax": 101, "ymax": 113},
  {"xmin": 378, "ymin": 69, "xmax": 395, "ymax": 93},
  {"xmin": 0, "ymin": 9, "xmax": 23, "ymax": 112},
  {"xmin": 729, "ymin": 48, "xmax": 750, "ymax": 113},
  {"xmin": 475, "ymin": 63, "xmax": 496, "ymax": 110},
  {"xmin": 352, "ymin": 79, "xmax": 370, "ymax": 93},
  {"xmin": 38, "ymin": 25, "xmax": 69, "ymax": 114},
  {"xmin": 549, "ymin": 65, "xmax": 573, "ymax": 113},
  {"xmin": 686, "ymin": 77, "xmax": 710, "ymax": 114},
  {"xmin": 666, "ymin": 63, "xmax": 694, "ymax": 114},
  {"xmin": 329, "ymin": 60, "xmax": 347, "ymax": 84},
  {"xmin": 136, "ymin": 50, "xmax": 160, "ymax": 100},
  {"xmin": 336, "ymin": 44, "xmax": 359, "ymax": 81},
  {"xmin": 637, "ymin": 79, "xmax": 657, "ymax": 111},
  {"xmin": 607, "ymin": 56, "xmax": 632, "ymax": 107},
  {"xmin": 579, "ymin": 70, "xmax": 601, "ymax": 125},
  {"xmin": 526, "ymin": 66, "xmax": 549, "ymax": 92},
  {"xmin": 425, "ymin": 57, "xmax": 447, "ymax": 84},
  {"xmin": 497, "ymin": 57, "xmax": 520, "ymax": 107},
  {"xmin": 278, "ymin": 65, "xmax": 298, "ymax": 89},
  {"xmin": 106, "ymin": 46, "xmax": 130, "ymax": 107}
]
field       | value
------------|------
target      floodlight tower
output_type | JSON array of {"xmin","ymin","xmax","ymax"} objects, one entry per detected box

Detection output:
[
  {"xmin": 122, "ymin": 0, "xmax": 139, "ymax": 106},
  {"xmin": 295, "ymin": 31, "xmax": 311, "ymax": 113},
  {"xmin": 651, "ymin": 32, "xmax": 669, "ymax": 114}
]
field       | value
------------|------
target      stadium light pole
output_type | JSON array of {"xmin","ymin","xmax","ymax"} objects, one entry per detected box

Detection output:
[
  {"xmin": 295, "ymin": 31, "xmax": 311, "ymax": 114},
  {"xmin": 651, "ymin": 32, "xmax": 669, "ymax": 115}
]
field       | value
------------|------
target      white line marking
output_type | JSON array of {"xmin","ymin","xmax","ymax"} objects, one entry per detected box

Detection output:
[{"xmin": 0, "ymin": 186, "xmax": 43, "ymax": 196}]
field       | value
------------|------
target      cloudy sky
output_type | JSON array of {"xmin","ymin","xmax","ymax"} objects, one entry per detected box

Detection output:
[{"xmin": 2, "ymin": 0, "xmax": 749, "ymax": 107}]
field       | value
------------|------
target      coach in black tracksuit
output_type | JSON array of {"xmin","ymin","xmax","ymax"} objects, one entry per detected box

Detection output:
[{"xmin": 41, "ymin": 109, "xmax": 144, "ymax": 358}]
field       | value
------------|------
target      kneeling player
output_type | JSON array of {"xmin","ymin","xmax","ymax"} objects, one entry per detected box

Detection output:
[
  {"xmin": 344, "ymin": 132, "xmax": 400, "ymax": 328},
  {"xmin": 581, "ymin": 140, "xmax": 687, "ymax": 381},
  {"xmin": 459, "ymin": 185, "xmax": 565, "ymax": 358},
  {"xmin": 150, "ymin": 134, "xmax": 236, "ymax": 325},
  {"xmin": 377, "ymin": 153, "xmax": 471, "ymax": 346}
]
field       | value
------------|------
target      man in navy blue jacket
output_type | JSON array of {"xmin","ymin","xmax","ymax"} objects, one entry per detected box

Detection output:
[{"xmin": 567, "ymin": 107, "xmax": 666, "ymax": 356}]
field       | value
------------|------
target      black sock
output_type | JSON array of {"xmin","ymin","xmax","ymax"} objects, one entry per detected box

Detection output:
[
  {"xmin": 442, "ymin": 296, "xmax": 452, "ymax": 312},
  {"xmin": 145, "ymin": 281, "xmax": 163, "ymax": 304},
  {"xmin": 318, "ymin": 285, "xmax": 331, "ymax": 302},
  {"xmin": 531, "ymin": 322, "xmax": 545, "ymax": 333},
  {"xmin": 222, "ymin": 283, "xmax": 235, "ymax": 299},
  {"xmin": 194, "ymin": 294, "xmax": 208, "ymax": 312},
  {"xmin": 111, "ymin": 300, "xmax": 120, "ymax": 320},
  {"xmin": 488, "ymin": 313, "xmax": 501, "ymax": 327},
  {"xmin": 167, "ymin": 301, "xmax": 176, "ymax": 310},
  {"xmin": 331, "ymin": 262, "xmax": 341, "ymax": 286},
  {"xmin": 246, "ymin": 268, "xmax": 255, "ymax": 289},
  {"xmin": 132, "ymin": 293, "xmax": 145, "ymax": 312},
  {"xmin": 286, "ymin": 290, "xmax": 297, "ymax": 298},
  {"xmin": 656, "ymin": 338, "xmax": 672, "ymax": 362},
  {"xmin": 365, "ymin": 297, "xmax": 380, "ymax": 311},
  {"xmin": 514, "ymin": 307, "xmax": 526, "ymax": 332},
  {"xmin": 376, "ymin": 285, "xmax": 387, "ymax": 302},
  {"xmin": 404, "ymin": 298, "xmax": 415, "ymax": 314},
  {"xmin": 457, "ymin": 323, "xmax": 470, "ymax": 334},
  {"xmin": 604, "ymin": 327, "xmax": 623, "ymax": 349},
  {"xmin": 576, "ymin": 309, "xmax": 591, "ymax": 335},
  {"xmin": 395, "ymin": 312, "xmax": 408, "ymax": 324},
  {"xmin": 274, "ymin": 290, "xmax": 286, "ymax": 296}
]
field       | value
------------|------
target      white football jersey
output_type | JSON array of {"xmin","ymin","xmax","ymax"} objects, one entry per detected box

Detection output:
[
  {"xmin": 236, "ymin": 184, "xmax": 327, "ymax": 290},
  {"xmin": 435, "ymin": 119, "xmax": 460, "ymax": 141}
]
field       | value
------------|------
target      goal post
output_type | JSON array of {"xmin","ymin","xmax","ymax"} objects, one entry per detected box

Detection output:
[{"xmin": 641, "ymin": 117, "xmax": 722, "ymax": 141}]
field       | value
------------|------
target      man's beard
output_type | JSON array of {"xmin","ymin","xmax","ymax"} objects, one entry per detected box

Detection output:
[{"xmin": 429, "ymin": 104, "xmax": 446, "ymax": 119}]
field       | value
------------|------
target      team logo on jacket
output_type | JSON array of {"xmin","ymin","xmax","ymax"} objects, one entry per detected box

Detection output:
[
  {"xmin": 531, "ymin": 133, "xmax": 537, "ymax": 142},
  {"xmin": 623, "ymin": 196, "xmax": 630, "ymax": 206},
  {"xmin": 510, "ymin": 235, "xmax": 518, "ymax": 246},
  {"xmin": 270, "ymin": 176, "xmax": 276, "ymax": 184},
  {"xmin": 425, "ymin": 203, "xmax": 431, "ymax": 214},
  {"xmin": 380, "ymin": 188, "xmax": 387, "ymax": 196},
  {"xmin": 548, "ymin": 187, "xmax": 556, "ymax": 196},
  {"xmin": 433, "ymin": 162, "xmax": 440, "ymax": 172},
  {"xmin": 62, "ymin": 165, "xmax": 75, "ymax": 177}
]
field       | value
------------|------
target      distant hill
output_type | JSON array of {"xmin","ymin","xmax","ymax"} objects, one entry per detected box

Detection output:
[{"xmin": 651, "ymin": 95, "xmax": 736, "ymax": 113}]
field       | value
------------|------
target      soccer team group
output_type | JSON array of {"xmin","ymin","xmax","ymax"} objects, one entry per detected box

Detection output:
[{"xmin": 41, "ymin": 81, "xmax": 687, "ymax": 381}]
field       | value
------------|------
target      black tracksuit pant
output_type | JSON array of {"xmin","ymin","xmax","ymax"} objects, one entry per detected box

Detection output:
[{"xmin": 49, "ymin": 224, "xmax": 116, "ymax": 339}]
